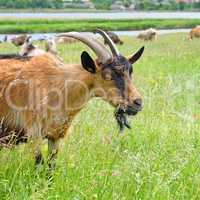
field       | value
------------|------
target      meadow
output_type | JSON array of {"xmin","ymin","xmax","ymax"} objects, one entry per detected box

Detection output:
[
  {"xmin": 0, "ymin": 19, "xmax": 200, "ymax": 33},
  {"xmin": 0, "ymin": 33, "xmax": 199, "ymax": 200}
]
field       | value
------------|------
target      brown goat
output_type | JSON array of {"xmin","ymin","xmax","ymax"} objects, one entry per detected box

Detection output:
[
  {"xmin": 0, "ymin": 30, "xmax": 144, "ymax": 168},
  {"xmin": 189, "ymin": 27, "xmax": 200, "ymax": 40},
  {"xmin": 11, "ymin": 34, "xmax": 28, "ymax": 46},
  {"xmin": 104, "ymin": 31, "xmax": 123, "ymax": 45}
]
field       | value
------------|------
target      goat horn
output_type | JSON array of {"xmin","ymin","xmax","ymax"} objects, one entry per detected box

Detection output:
[
  {"xmin": 56, "ymin": 32, "xmax": 112, "ymax": 64},
  {"xmin": 95, "ymin": 29, "xmax": 120, "ymax": 57}
]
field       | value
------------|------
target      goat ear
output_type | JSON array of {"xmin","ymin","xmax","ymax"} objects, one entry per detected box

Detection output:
[
  {"xmin": 129, "ymin": 46, "xmax": 144, "ymax": 64},
  {"xmin": 26, "ymin": 36, "xmax": 32, "ymax": 43},
  {"xmin": 81, "ymin": 51, "xmax": 96, "ymax": 74}
]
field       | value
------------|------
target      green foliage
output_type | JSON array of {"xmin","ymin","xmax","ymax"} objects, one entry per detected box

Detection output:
[
  {"xmin": 194, "ymin": 2, "xmax": 200, "ymax": 9},
  {"xmin": 178, "ymin": 2, "xmax": 186, "ymax": 10},
  {"xmin": 0, "ymin": 0, "xmax": 199, "ymax": 10},
  {"xmin": 92, "ymin": 0, "xmax": 114, "ymax": 9},
  {"xmin": 134, "ymin": 0, "xmax": 199, "ymax": 11},
  {"xmin": 122, "ymin": 0, "xmax": 133, "ymax": 8},
  {"xmin": 135, "ymin": 0, "xmax": 155, "ymax": 10},
  {"xmin": 0, "ymin": 0, "xmax": 63, "ymax": 9}
]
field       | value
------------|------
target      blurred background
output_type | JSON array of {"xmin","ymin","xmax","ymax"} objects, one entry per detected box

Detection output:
[{"xmin": 0, "ymin": 0, "xmax": 200, "ymax": 11}]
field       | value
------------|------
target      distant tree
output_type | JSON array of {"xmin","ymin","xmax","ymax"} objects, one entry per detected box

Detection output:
[
  {"xmin": 122, "ymin": 0, "xmax": 133, "ymax": 8},
  {"xmin": 134, "ymin": 0, "xmax": 178, "ymax": 10},
  {"xmin": 92, "ymin": 0, "xmax": 114, "ymax": 9},
  {"xmin": 0, "ymin": 0, "xmax": 196, "ymax": 10},
  {"xmin": 73, "ymin": 0, "xmax": 82, "ymax": 3},
  {"xmin": 50, "ymin": 0, "xmax": 63, "ymax": 8},
  {"xmin": 168, "ymin": 0, "xmax": 177, "ymax": 10},
  {"xmin": 135, "ymin": 0, "xmax": 155, "ymax": 10},
  {"xmin": 194, "ymin": 1, "xmax": 200, "ymax": 9},
  {"xmin": 0, "ymin": 0, "xmax": 63, "ymax": 9},
  {"xmin": 178, "ymin": 1, "xmax": 185, "ymax": 10},
  {"xmin": 0, "ymin": 0, "xmax": 8, "ymax": 7}
]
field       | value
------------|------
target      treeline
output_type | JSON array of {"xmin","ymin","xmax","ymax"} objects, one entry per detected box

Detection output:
[
  {"xmin": 0, "ymin": 0, "xmax": 200, "ymax": 10},
  {"xmin": 91, "ymin": 0, "xmax": 200, "ymax": 11},
  {"xmin": 91, "ymin": 0, "xmax": 113, "ymax": 10},
  {"xmin": 135, "ymin": 0, "xmax": 200, "ymax": 11},
  {"xmin": 0, "ymin": 0, "xmax": 63, "ymax": 9}
]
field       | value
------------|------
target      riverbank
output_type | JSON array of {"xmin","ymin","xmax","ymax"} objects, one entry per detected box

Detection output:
[
  {"xmin": 0, "ymin": 19, "xmax": 199, "ymax": 34},
  {"xmin": 1, "ymin": 11, "xmax": 200, "ymax": 19}
]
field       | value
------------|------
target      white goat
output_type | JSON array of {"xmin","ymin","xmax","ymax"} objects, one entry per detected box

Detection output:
[
  {"xmin": 137, "ymin": 28, "xmax": 158, "ymax": 41},
  {"xmin": 19, "ymin": 36, "xmax": 46, "ymax": 57}
]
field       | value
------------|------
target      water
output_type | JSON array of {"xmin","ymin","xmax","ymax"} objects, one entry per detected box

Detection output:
[
  {"xmin": 0, "ymin": 29, "xmax": 190, "ymax": 41},
  {"xmin": 0, "ymin": 11, "xmax": 200, "ymax": 19}
]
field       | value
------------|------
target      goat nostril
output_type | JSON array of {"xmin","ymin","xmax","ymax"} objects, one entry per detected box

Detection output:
[{"xmin": 133, "ymin": 98, "xmax": 142, "ymax": 107}]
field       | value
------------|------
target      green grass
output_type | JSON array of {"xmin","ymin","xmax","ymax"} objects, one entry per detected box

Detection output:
[
  {"xmin": 0, "ymin": 33, "xmax": 200, "ymax": 200},
  {"xmin": 0, "ymin": 19, "xmax": 200, "ymax": 33}
]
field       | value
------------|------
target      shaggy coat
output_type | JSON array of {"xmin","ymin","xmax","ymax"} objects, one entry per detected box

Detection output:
[
  {"xmin": 0, "ymin": 30, "xmax": 144, "ymax": 167},
  {"xmin": 0, "ymin": 54, "xmax": 92, "ymax": 141},
  {"xmin": 137, "ymin": 28, "xmax": 157, "ymax": 41}
]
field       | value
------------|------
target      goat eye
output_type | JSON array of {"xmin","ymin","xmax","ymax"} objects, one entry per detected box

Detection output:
[
  {"xmin": 104, "ymin": 73, "xmax": 112, "ymax": 81},
  {"xmin": 102, "ymin": 69, "xmax": 112, "ymax": 81}
]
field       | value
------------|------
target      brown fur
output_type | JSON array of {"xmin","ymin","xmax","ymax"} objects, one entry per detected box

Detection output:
[
  {"xmin": 0, "ymin": 51, "xmax": 142, "ymax": 166},
  {"xmin": 189, "ymin": 27, "xmax": 200, "ymax": 40},
  {"xmin": 105, "ymin": 31, "xmax": 123, "ymax": 45},
  {"xmin": 11, "ymin": 34, "xmax": 28, "ymax": 46},
  {"xmin": 0, "ymin": 54, "xmax": 92, "ymax": 140}
]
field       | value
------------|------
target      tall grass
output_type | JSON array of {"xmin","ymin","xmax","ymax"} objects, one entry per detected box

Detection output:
[
  {"xmin": 0, "ymin": 33, "xmax": 199, "ymax": 200},
  {"xmin": 0, "ymin": 19, "xmax": 200, "ymax": 33}
]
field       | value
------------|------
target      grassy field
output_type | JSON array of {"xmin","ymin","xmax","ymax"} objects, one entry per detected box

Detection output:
[
  {"xmin": 0, "ymin": 19, "xmax": 200, "ymax": 33},
  {"xmin": 0, "ymin": 33, "xmax": 199, "ymax": 200}
]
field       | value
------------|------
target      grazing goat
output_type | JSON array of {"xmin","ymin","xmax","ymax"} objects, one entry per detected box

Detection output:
[
  {"xmin": 11, "ymin": 34, "xmax": 28, "ymax": 46},
  {"xmin": 19, "ymin": 36, "xmax": 46, "ymax": 57},
  {"xmin": 45, "ymin": 38, "xmax": 57, "ymax": 55},
  {"xmin": 0, "ymin": 30, "xmax": 144, "ymax": 168},
  {"xmin": 3, "ymin": 36, "xmax": 8, "ymax": 42},
  {"xmin": 104, "ymin": 31, "xmax": 123, "ymax": 45},
  {"xmin": 55, "ymin": 36, "xmax": 77, "ymax": 44},
  {"xmin": 137, "ymin": 28, "xmax": 157, "ymax": 41},
  {"xmin": 189, "ymin": 27, "xmax": 200, "ymax": 40}
]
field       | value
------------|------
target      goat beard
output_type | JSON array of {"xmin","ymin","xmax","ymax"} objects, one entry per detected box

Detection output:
[{"xmin": 115, "ymin": 106, "xmax": 131, "ymax": 132}]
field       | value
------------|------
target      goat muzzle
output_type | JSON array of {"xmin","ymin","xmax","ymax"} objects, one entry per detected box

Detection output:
[
  {"xmin": 115, "ymin": 98, "xmax": 142, "ymax": 132},
  {"xmin": 125, "ymin": 98, "xmax": 142, "ymax": 116}
]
